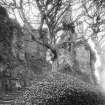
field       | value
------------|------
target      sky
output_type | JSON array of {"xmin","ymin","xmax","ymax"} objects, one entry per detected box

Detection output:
[{"xmin": 8, "ymin": 0, "xmax": 41, "ymax": 28}]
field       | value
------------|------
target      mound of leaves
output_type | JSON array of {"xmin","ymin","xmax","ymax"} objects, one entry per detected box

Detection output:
[{"xmin": 13, "ymin": 72, "xmax": 105, "ymax": 105}]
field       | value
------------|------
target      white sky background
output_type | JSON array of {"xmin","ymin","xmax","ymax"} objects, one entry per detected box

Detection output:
[{"xmin": 7, "ymin": 0, "xmax": 41, "ymax": 28}]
